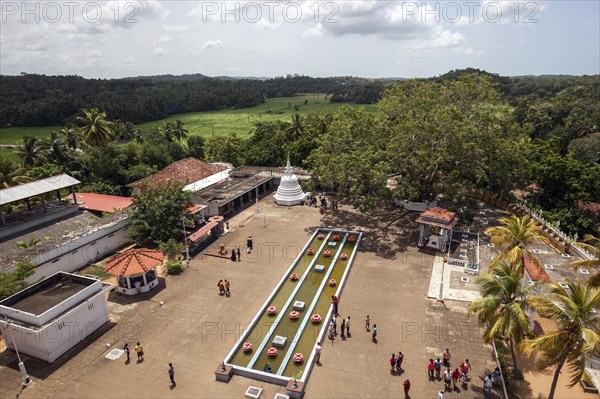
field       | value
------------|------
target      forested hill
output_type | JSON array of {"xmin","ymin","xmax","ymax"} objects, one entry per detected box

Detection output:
[{"xmin": 0, "ymin": 73, "xmax": 386, "ymax": 127}]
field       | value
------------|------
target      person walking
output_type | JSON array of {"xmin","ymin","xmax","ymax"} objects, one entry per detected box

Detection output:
[
  {"xmin": 443, "ymin": 368, "xmax": 452, "ymax": 390},
  {"xmin": 225, "ymin": 280, "xmax": 231, "ymax": 296},
  {"xmin": 231, "ymin": 249, "xmax": 236, "ymax": 262},
  {"xmin": 434, "ymin": 357, "xmax": 442, "ymax": 379},
  {"xmin": 218, "ymin": 279, "xmax": 224, "ymax": 295},
  {"xmin": 403, "ymin": 379, "xmax": 411, "ymax": 398},
  {"xmin": 315, "ymin": 342, "xmax": 322, "ymax": 363},
  {"xmin": 365, "ymin": 315, "xmax": 370, "ymax": 331},
  {"xmin": 460, "ymin": 359, "xmax": 471, "ymax": 378},
  {"xmin": 135, "ymin": 342, "xmax": 144, "ymax": 362},
  {"xmin": 396, "ymin": 351, "xmax": 404, "ymax": 372},
  {"xmin": 331, "ymin": 316, "xmax": 337, "ymax": 336},
  {"xmin": 345, "ymin": 316, "xmax": 350, "ymax": 336},
  {"xmin": 428, "ymin": 359, "xmax": 435, "ymax": 380},
  {"xmin": 168, "ymin": 363, "xmax": 175, "ymax": 384},
  {"xmin": 390, "ymin": 353, "xmax": 397, "ymax": 372},
  {"xmin": 340, "ymin": 318, "xmax": 346, "ymax": 339},
  {"xmin": 247, "ymin": 236, "xmax": 253, "ymax": 252},
  {"xmin": 237, "ymin": 247, "xmax": 241, "ymax": 262},
  {"xmin": 452, "ymin": 368, "xmax": 460, "ymax": 389},
  {"xmin": 372, "ymin": 324, "xmax": 377, "ymax": 341},
  {"xmin": 442, "ymin": 348, "xmax": 451, "ymax": 367},
  {"xmin": 438, "ymin": 390, "xmax": 445, "ymax": 399},
  {"xmin": 123, "ymin": 342, "xmax": 130, "ymax": 362},
  {"xmin": 484, "ymin": 374, "xmax": 494, "ymax": 394},
  {"xmin": 331, "ymin": 295, "xmax": 339, "ymax": 316}
]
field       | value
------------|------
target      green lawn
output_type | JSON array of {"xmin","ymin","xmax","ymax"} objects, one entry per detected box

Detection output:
[
  {"xmin": 0, "ymin": 125, "xmax": 62, "ymax": 145},
  {"xmin": 0, "ymin": 94, "xmax": 378, "ymax": 145},
  {"xmin": 0, "ymin": 147, "xmax": 19, "ymax": 162},
  {"xmin": 136, "ymin": 94, "xmax": 378, "ymax": 139}
]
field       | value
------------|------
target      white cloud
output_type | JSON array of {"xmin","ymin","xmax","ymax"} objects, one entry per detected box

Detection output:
[
  {"xmin": 158, "ymin": 36, "xmax": 172, "ymax": 44},
  {"xmin": 162, "ymin": 25, "xmax": 190, "ymax": 33},
  {"xmin": 201, "ymin": 40, "xmax": 225, "ymax": 50},
  {"xmin": 154, "ymin": 47, "xmax": 169, "ymax": 55},
  {"xmin": 255, "ymin": 19, "xmax": 281, "ymax": 30},
  {"xmin": 302, "ymin": 23, "xmax": 327, "ymax": 38}
]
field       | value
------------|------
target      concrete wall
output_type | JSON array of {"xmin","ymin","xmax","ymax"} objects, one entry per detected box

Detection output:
[
  {"xmin": 27, "ymin": 223, "xmax": 130, "ymax": 283},
  {"xmin": 0, "ymin": 287, "xmax": 111, "ymax": 363}
]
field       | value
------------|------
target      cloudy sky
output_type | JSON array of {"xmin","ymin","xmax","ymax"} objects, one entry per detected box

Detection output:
[{"xmin": 1, "ymin": 1, "xmax": 598, "ymax": 78}]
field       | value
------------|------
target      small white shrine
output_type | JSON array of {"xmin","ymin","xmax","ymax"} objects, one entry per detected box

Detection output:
[{"xmin": 274, "ymin": 159, "xmax": 307, "ymax": 206}]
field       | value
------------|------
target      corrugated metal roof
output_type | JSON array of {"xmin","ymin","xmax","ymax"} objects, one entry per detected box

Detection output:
[{"xmin": 0, "ymin": 174, "xmax": 80, "ymax": 206}]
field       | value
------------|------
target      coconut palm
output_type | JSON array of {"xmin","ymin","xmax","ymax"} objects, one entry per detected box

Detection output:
[
  {"xmin": 159, "ymin": 121, "xmax": 175, "ymax": 142},
  {"xmin": 567, "ymin": 235, "xmax": 600, "ymax": 286},
  {"xmin": 77, "ymin": 108, "xmax": 115, "ymax": 147},
  {"xmin": 170, "ymin": 120, "xmax": 189, "ymax": 143},
  {"xmin": 38, "ymin": 131, "xmax": 71, "ymax": 167},
  {"xmin": 13, "ymin": 135, "xmax": 42, "ymax": 167},
  {"xmin": 468, "ymin": 261, "xmax": 537, "ymax": 370},
  {"xmin": 0, "ymin": 158, "xmax": 29, "ymax": 188},
  {"xmin": 286, "ymin": 113, "xmax": 304, "ymax": 141},
  {"xmin": 522, "ymin": 281, "xmax": 600, "ymax": 399},
  {"xmin": 59, "ymin": 126, "xmax": 83, "ymax": 150},
  {"xmin": 316, "ymin": 112, "xmax": 333, "ymax": 135},
  {"xmin": 486, "ymin": 215, "xmax": 545, "ymax": 274}
]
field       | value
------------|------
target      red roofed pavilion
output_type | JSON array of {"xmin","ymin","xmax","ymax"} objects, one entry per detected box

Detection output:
[
  {"xmin": 105, "ymin": 248, "xmax": 164, "ymax": 295},
  {"xmin": 417, "ymin": 207, "xmax": 459, "ymax": 252}
]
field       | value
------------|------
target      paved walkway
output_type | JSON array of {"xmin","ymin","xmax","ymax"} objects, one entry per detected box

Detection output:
[{"xmin": 0, "ymin": 197, "xmax": 501, "ymax": 399}]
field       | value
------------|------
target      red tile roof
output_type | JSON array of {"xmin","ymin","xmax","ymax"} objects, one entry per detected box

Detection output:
[
  {"xmin": 74, "ymin": 192, "xmax": 134, "ymax": 213},
  {"xmin": 577, "ymin": 201, "xmax": 600, "ymax": 214},
  {"xmin": 188, "ymin": 220, "xmax": 219, "ymax": 242},
  {"xmin": 524, "ymin": 255, "xmax": 551, "ymax": 283},
  {"xmin": 129, "ymin": 157, "xmax": 227, "ymax": 189},
  {"xmin": 416, "ymin": 207, "xmax": 459, "ymax": 228},
  {"xmin": 104, "ymin": 248, "xmax": 165, "ymax": 277}
]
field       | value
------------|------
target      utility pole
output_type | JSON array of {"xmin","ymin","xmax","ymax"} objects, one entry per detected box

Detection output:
[
  {"xmin": 4, "ymin": 314, "xmax": 30, "ymax": 386},
  {"xmin": 182, "ymin": 217, "xmax": 190, "ymax": 263}
]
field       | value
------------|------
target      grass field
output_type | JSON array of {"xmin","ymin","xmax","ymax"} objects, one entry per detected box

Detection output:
[{"xmin": 0, "ymin": 94, "xmax": 378, "ymax": 145}]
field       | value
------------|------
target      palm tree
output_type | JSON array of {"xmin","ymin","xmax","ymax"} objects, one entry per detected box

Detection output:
[
  {"xmin": 522, "ymin": 281, "xmax": 600, "ymax": 399},
  {"xmin": 170, "ymin": 120, "xmax": 189, "ymax": 143},
  {"xmin": 316, "ymin": 112, "xmax": 333, "ymax": 135},
  {"xmin": 468, "ymin": 261, "xmax": 537, "ymax": 370},
  {"xmin": 286, "ymin": 113, "xmax": 304, "ymax": 141},
  {"xmin": 567, "ymin": 235, "xmax": 600, "ymax": 286},
  {"xmin": 0, "ymin": 158, "xmax": 29, "ymax": 187},
  {"xmin": 13, "ymin": 135, "xmax": 41, "ymax": 167},
  {"xmin": 38, "ymin": 131, "xmax": 71, "ymax": 167},
  {"xmin": 486, "ymin": 215, "xmax": 545, "ymax": 275},
  {"xmin": 59, "ymin": 126, "xmax": 82, "ymax": 150},
  {"xmin": 77, "ymin": 108, "xmax": 115, "ymax": 147},
  {"xmin": 159, "ymin": 121, "xmax": 175, "ymax": 142}
]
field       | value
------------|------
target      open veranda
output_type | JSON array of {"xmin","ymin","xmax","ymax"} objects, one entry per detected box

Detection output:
[{"xmin": 1, "ymin": 196, "xmax": 512, "ymax": 399}]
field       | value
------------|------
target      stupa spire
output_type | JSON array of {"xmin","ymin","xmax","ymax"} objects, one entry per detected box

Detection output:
[{"xmin": 274, "ymin": 158, "xmax": 307, "ymax": 206}]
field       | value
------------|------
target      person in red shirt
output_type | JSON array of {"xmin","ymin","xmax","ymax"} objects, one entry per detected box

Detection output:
[
  {"xmin": 452, "ymin": 368, "xmax": 460, "ymax": 389},
  {"xmin": 403, "ymin": 379, "xmax": 411, "ymax": 398},
  {"xmin": 461, "ymin": 358, "xmax": 471, "ymax": 378},
  {"xmin": 390, "ymin": 353, "xmax": 397, "ymax": 372},
  {"xmin": 331, "ymin": 295, "xmax": 340, "ymax": 316},
  {"xmin": 427, "ymin": 358, "xmax": 435, "ymax": 380}
]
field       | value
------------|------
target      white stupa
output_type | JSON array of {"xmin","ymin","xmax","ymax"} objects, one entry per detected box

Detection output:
[{"xmin": 274, "ymin": 158, "xmax": 307, "ymax": 206}]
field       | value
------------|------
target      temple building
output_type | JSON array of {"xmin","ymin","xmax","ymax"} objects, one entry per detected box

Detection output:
[
  {"xmin": 273, "ymin": 159, "xmax": 307, "ymax": 206},
  {"xmin": 416, "ymin": 207, "xmax": 459, "ymax": 252},
  {"xmin": 0, "ymin": 272, "xmax": 112, "ymax": 362}
]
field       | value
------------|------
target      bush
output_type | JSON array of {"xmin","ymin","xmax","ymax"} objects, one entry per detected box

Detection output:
[{"xmin": 165, "ymin": 259, "xmax": 183, "ymax": 275}]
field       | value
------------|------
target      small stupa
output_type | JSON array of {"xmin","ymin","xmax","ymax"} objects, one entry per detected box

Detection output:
[{"xmin": 274, "ymin": 158, "xmax": 307, "ymax": 206}]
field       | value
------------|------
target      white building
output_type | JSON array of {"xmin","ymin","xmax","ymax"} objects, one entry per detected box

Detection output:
[
  {"xmin": 274, "ymin": 159, "xmax": 307, "ymax": 206},
  {"xmin": 0, "ymin": 272, "xmax": 112, "ymax": 363}
]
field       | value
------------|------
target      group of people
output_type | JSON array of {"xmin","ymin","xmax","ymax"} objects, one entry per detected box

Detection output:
[
  {"xmin": 123, "ymin": 342, "xmax": 144, "ymax": 363},
  {"xmin": 328, "ymin": 314, "xmax": 351, "ymax": 340},
  {"xmin": 365, "ymin": 315, "xmax": 378, "ymax": 341},
  {"xmin": 217, "ymin": 279, "xmax": 231, "ymax": 296}
]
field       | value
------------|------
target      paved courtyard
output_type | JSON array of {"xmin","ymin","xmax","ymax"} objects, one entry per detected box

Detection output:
[{"xmin": 1, "ymin": 195, "xmax": 502, "ymax": 399}]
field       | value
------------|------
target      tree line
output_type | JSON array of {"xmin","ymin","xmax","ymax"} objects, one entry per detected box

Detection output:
[{"xmin": 0, "ymin": 73, "xmax": 386, "ymax": 127}]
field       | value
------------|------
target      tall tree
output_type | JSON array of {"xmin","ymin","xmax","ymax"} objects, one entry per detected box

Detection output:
[
  {"xmin": 13, "ymin": 135, "xmax": 41, "ymax": 167},
  {"xmin": 205, "ymin": 133, "xmax": 243, "ymax": 166},
  {"xmin": 486, "ymin": 215, "xmax": 545, "ymax": 274},
  {"xmin": 567, "ymin": 235, "xmax": 600, "ymax": 286},
  {"xmin": 468, "ymin": 261, "xmax": 536, "ymax": 370},
  {"xmin": 77, "ymin": 108, "xmax": 115, "ymax": 147},
  {"xmin": 129, "ymin": 182, "xmax": 192, "ymax": 244},
  {"xmin": 170, "ymin": 120, "xmax": 189, "ymax": 143},
  {"xmin": 286, "ymin": 113, "xmax": 304, "ymax": 141},
  {"xmin": 522, "ymin": 282, "xmax": 600, "ymax": 399},
  {"xmin": 0, "ymin": 158, "xmax": 28, "ymax": 188},
  {"xmin": 37, "ymin": 131, "xmax": 72, "ymax": 168},
  {"xmin": 59, "ymin": 126, "xmax": 82, "ymax": 150}
]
